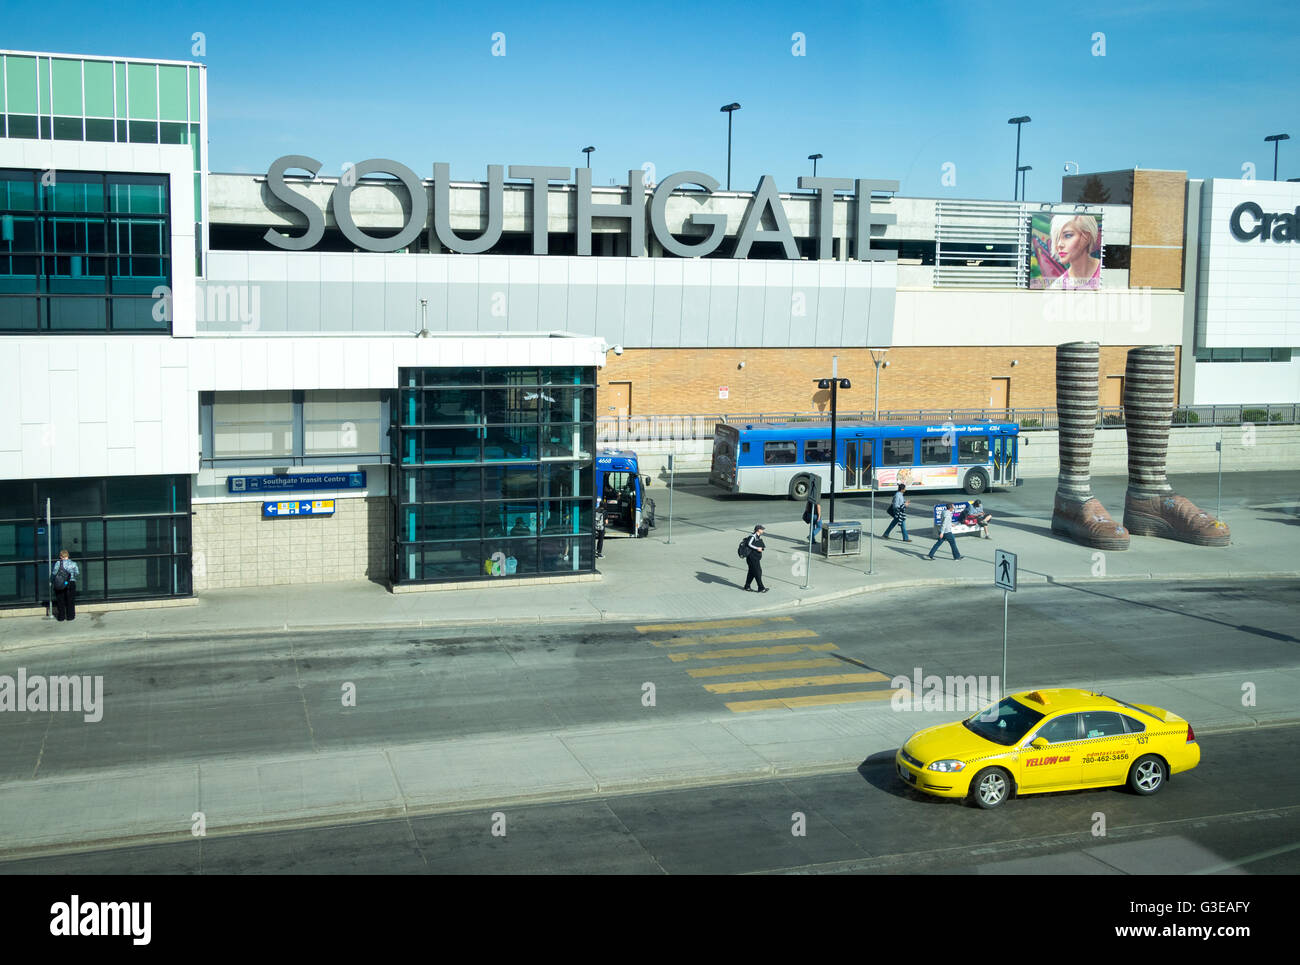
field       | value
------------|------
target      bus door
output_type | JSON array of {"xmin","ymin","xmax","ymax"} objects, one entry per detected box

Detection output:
[
  {"xmin": 842, "ymin": 436, "xmax": 873, "ymax": 491},
  {"xmin": 991, "ymin": 436, "xmax": 1016, "ymax": 486}
]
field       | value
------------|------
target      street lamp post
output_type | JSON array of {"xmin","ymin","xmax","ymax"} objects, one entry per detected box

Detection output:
[
  {"xmin": 1008, "ymin": 116, "xmax": 1031, "ymax": 200},
  {"xmin": 1018, "ymin": 165, "xmax": 1032, "ymax": 202},
  {"xmin": 1265, "ymin": 134, "xmax": 1290, "ymax": 180},
  {"xmin": 869, "ymin": 348, "xmax": 889, "ymax": 420},
  {"xmin": 720, "ymin": 103, "xmax": 741, "ymax": 190},
  {"xmin": 808, "ymin": 153, "xmax": 822, "ymax": 177},
  {"xmin": 816, "ymin": 356, "xmax": 851, "ymax": 524},
  {"xmin": 582, "ymin": 145, "xmax": 594, "ymax": 168}
]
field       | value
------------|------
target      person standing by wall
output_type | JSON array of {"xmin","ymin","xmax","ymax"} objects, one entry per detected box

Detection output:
[
  {"xmin": 594, "ymin": 502, "xmax": 606, "ymax": 559},
  {"xmin": 924, "ymin": 504, "xmax": 963, "ymax": 561},
  {"xmin": 882, "ymin": 484, "xmax": 911, "ymax": 542},
  {"xmin": 743, "ymin": 524, "xmax": 768, "ymax": 592},
  {"xmin": 51, "ymin": 549, "xmax": 80, "ymax": 621}
]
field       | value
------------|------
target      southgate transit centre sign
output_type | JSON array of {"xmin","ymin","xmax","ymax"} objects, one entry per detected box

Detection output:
[{"xmin": 262, "ymin": 156, "xmax": 900, "ymax": 261}]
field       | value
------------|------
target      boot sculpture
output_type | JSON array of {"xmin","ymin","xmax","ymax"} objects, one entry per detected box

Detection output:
[
  {"xmin": 1051, "ymin": 341, "xmax": 1129, "ymax": 549},
  {"xmin": 1122, "ymin": 345, "xmax": 1231, "ymax": 546}
]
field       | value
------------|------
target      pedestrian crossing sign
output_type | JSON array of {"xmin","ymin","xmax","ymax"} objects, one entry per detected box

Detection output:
[{"xmin": 994, "ymin": 549, "xmax": 1017, "ymax": 591}]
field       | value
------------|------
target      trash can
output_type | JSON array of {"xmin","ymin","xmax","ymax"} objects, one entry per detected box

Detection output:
[{"xmin": 820, "ymin": 520, "xmax": 863, "ymax": 556}]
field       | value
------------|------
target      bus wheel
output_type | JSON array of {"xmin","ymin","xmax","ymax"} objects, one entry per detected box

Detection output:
[
  {"xmin": 789, "ymin": 476, "xmax": 811, "ymax": 501},
  {"xmin": 963, "ymin": 469, "xmax": 989, "ymax": 495}
]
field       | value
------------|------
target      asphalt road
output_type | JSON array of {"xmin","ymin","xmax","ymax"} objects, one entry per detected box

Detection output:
[
  {"xmin": 6, "ymin": 723, "xmax": 1297, "ymax": 874},
  {"xmin": 1, "ymin": 579, "xmax": 1296, "ymax": 784}
]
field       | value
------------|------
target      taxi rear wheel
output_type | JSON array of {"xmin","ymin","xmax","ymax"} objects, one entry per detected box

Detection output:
[
  {"xmin": 969, "ymin": 767, "xmax": 1011, "ymax": 809},
  {"xmin": 1127, "ymin": 755, "xmax": 1167, "ymax": 795}
]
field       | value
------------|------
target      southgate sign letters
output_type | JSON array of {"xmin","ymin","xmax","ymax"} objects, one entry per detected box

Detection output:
[{"xmin": 263, "ymin": 156, "xmax": 899, "ymax": 261}]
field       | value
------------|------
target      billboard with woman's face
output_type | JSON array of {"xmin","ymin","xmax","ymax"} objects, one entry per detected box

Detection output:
[{"xmin": 1029, "ymin": 213, "xmax": 1103, "ymax": 289}]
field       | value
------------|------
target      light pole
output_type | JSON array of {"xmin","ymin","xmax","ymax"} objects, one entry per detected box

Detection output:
[
  {"xmin": 869, "ymin": 348, "xmax": 889, "ymax": 421},
  {"xmin": 1018, "ymin": 164, "xmax": 1032, "ymax": 202},
  {"xmin": 1265, "ymin": 134, "xmax": 1290, "ymax": 180},
  {"xmin": 1008, "ymin": 116, "xmax": 1031, "ymax": 200},
  {"xmin": 720, "ymin": 103, "xmax": 741, "ymax": 190},
  {"xmin": 808, "ymin": 153, "xmax": 822, "ymax": 177},
  {"xmin": 815, "ymin": 356, "xmax": 850, "ymax": 523},
  {"xmin": 581, "ymin": 145, "xmax": 594, "ymax": 168}
]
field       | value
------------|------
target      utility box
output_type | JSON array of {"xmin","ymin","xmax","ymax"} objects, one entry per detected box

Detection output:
[{"xmin": 821, "ymin": 520, "xmax": 862, "ymax": 556}]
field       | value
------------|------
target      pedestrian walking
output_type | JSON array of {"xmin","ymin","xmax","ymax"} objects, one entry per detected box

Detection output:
[
  {"xmin": 802, "ymin": 500, "xmax": 823, "ymax": 541},
  {"xmin": 594, "ymin": 502, "xmax": 606, "ymax": 559},
  {"xmin": 925, "ymin": 504, "xmax": 963, "ymax": 561},
  {"xmin": 742, "ymin": 524, "xmax": 768, "ymax": 592},
  {"xmin": 51, "ymin": 549, "xmax": 80, "ymax": 621},
  {"xmin": 882, "ymin": 483, "xmax": 912, "ymax": 541}
]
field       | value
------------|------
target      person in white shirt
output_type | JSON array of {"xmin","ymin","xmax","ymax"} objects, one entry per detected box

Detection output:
[{"xmin": 925, "ymin": 504, "xmax": 963, "ymax": 561}]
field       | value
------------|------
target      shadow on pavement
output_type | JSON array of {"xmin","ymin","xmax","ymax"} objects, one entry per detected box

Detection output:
[
  {"xmin": 1045, "ymin": 579, "xmax": 1300, "ymax": 644},
  {"xmin": 695, "ymin": 571, "xmax": 741, "ymax": 588}
]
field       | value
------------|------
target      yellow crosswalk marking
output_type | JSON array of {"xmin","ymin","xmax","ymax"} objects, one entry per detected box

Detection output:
[
  {"xmin": 704, "ymin": 671, "xmax": 890, "ymax": 694},
  {"xmin": 635, "ymin": 616, "xmax": 793, "ymax": 634},
  {"xmin": 667, "ymin": 642, "xmax": 838, "ymax": 662},
  {"xmin": 726, "ymin": 689, "xmax": 899, "ymax": 713},
  {"xmin": 651, "ymin": 629, "xmax": 819, "ymax": 648},
  {"xmin": 687, "ymin": 658, "xmax": 843, "ymax": 678}
]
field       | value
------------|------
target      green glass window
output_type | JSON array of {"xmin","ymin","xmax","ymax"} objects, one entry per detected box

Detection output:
[
  {"xmin": 51, "ymin": 58, "xmax": 84, "ymax": 116},
  {"xmin": 6, "ymin": 57, "xmax": 39, "ymax": 114},
  {"xmin": 126, "ymin": 63, "xmax": 157, "ymax": 119},
  {"xmin": 83, "ymin": 61, "xmax": 115, "ymax": 117},
  {"xmin": 158, "ymin": 65, "xmax": 188, "ymax": 120}
]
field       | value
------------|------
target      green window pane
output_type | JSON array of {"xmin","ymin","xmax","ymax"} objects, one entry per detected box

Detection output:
[
  {"xmin": 159, "ymin": 66, "xmax": 188, "ymax": 121},
  {"xmin": 84, "ymin": 61, "xmax": 114, "ymax": 117},
  {"xmin": 114, "ymin": 63, "xmax": 127, "ymax": 119},
  {"xmin": 38, "ymin": 56, "xmax": 51, "ymax": 113},
  {"xmin": 5, "ymin": 56, "xmax": 38, "ymax": 114},
  {"xmin": 51, "ymin": 58, "xmax": 83, "ymax": 116},
  {"xmin": 160, "ymin": 121, "xmax": 188, "ymax": 144},
  {"xmin": 7, "ymin": 116, "xmax": 39, "ymax": 139},
  {"xmin": 190, "ymin": 125, "xmax": 202, "ymax": 172},
  {"xmin": 127, "ymin": 63, "xmax": 157, "ymax": 120},
  {"xmin": 188, "ymin": 67, "xmax": 200, "ymax": 118}
]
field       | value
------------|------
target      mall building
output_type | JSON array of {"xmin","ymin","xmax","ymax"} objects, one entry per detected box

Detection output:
[{"xmin": 2, "ymin": 48, "xmax": 1297, "ymax": 609}]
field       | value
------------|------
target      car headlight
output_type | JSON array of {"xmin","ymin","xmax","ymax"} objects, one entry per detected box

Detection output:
[{"xmin": 926, "ymin": 759, "xmax": 966, "ymax": 772}]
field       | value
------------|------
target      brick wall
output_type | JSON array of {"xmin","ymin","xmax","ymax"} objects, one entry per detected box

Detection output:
[
  {"xmin": 193, "ymin": 496, "xmax": 390, "ymax": 590},
  {"xmin": 600, "ymin": 346, "xmax": 1180, "ymax": 415}
]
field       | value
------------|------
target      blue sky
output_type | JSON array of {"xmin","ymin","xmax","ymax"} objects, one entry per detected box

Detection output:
[{"xmin": 8, "ymin": 0, "xmax": 1298, "ymax": 199}]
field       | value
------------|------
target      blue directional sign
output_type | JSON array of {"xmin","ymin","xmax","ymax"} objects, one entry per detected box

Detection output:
[
  {"xmin": 262, "ymin": 500, "xmax": 337, "ymax": 518},
  {"xmin": 229, "ymin": 472, "xmax": 365, "ymax": 494}
]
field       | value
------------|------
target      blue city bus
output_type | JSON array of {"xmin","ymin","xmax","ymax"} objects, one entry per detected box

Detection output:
[{"xmin": 709, "ymin": 421, "xmax": 1020, "ymax": 499}]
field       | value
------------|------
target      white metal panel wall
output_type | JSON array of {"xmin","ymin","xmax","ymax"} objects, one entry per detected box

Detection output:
[
  {"xmin": 0, "ymin": 335, "xmax": 606, "ymax": 480},
  {"xmin": 1197, "ymin": 179, "xmax": 1300, "ymax": 349}
]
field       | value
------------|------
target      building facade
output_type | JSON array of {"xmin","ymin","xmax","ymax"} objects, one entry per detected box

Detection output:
[{"xmin": 2, "ymin": 47, "xmax": 1294, "ymax": 610}]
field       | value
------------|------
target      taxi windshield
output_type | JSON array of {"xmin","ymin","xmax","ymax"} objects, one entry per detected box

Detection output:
[{"xmin": 963, "ymin": 697, "xmax": 1045, "ymax": 746}]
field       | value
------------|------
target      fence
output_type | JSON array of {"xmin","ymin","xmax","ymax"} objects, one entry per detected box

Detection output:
[{"xmin": 595, "ymin": 403, "xmax": 1300, "ymax": 444}]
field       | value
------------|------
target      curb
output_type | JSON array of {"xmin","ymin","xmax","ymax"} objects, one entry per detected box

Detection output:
[{"xmin": 3, "ymin": 571, "xmax": 1298, "ymax": 653}]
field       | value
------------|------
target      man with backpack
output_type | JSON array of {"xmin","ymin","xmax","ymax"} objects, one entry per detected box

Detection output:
[
  {"xmin": 51, "ymin": 549, "xmax": 80, "ymax": 622},
  {"xmin": 738, "ymin": 524, "xmax": 768, "ymax": 592},
  {"xmin": 882, "ymin": 483, "xmax": 911, "ymax": 542}
]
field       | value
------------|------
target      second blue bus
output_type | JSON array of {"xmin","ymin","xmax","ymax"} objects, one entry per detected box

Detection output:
[{"xmin": 709, "ymin": 421, "xmax": 1020, "ymax": 499}]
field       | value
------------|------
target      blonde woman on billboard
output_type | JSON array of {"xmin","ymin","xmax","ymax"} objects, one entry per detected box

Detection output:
[{"xmin": 1049, "ymin": 214, "xmax": 1101, "ymax": 289}]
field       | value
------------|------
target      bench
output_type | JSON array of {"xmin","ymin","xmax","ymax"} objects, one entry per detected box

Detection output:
[{"xmin": 932, "ymin": 501, "xmax": 986, "ymax": 538}]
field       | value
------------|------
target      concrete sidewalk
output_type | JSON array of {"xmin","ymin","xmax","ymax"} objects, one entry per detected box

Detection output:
[
  {"xmin": 1, "ymin": 480, "xmax": 1297, "ymax": 652},
  {"xmin": 1, "ymin": 665, "xmax": 1295, "ymax": 861}
]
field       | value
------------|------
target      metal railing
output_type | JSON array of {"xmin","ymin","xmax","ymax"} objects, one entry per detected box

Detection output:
[{"xmin": 595, "ymin": 403, "xmax": 1300, "ymax": 444}]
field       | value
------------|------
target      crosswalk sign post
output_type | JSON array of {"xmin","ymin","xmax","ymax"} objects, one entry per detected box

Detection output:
[{"xmin": 994, "ymin": 549, "xmax": 1017, "ymax": 694}]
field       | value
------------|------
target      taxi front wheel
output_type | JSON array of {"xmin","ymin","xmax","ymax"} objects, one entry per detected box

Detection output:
[
  {"xmin": 969, "ymin": 767, "xmax": 1012, "ymax": 809},
  {"xmin": 1127, "ymin": 755, "xmax": 1167, "ymax": 795}
]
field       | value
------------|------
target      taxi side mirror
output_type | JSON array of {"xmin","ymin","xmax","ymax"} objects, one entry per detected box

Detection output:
[{"xmin": 1030, "ymin": 738, "xmax": 1049, "ymax": 749}]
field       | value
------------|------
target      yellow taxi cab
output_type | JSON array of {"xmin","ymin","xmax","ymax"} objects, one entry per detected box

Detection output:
[{"xmin": 894, "ymin": 688, "xmax": 1200, "ymax": 808}]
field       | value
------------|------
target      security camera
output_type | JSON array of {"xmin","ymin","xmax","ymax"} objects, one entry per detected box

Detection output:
[
  {"xmin": 738, "ymin": 361, "xmax": 746, "ymax": 369},
  {"xmin": 612, "ymin": 344, "xmax": 624, "ymax": 356}
]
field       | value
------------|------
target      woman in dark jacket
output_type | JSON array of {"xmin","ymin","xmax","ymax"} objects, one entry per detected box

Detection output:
[{"xmin": 743, "ymin": 525, "xmax": 768, "ymax": 592}]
